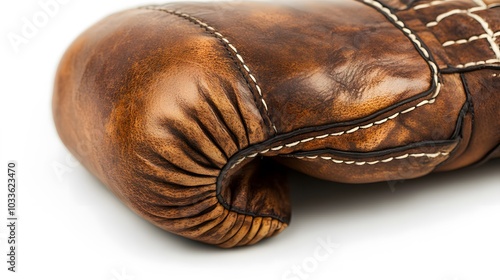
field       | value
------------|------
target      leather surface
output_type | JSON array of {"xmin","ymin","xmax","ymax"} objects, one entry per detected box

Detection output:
[{"xmin": 53, "ymin": 0, "xmax": 500, "ymax": 247}]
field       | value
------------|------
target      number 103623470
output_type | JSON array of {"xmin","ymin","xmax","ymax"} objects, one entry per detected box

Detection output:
[{"xmin": 7, "ymin": 162, "xmax": 16, "ymax": 216}]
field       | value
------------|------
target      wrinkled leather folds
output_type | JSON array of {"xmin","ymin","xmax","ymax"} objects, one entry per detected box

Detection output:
[{"xmin": 53, "ymin": 0, "xmax": 500, "ymax": 247}]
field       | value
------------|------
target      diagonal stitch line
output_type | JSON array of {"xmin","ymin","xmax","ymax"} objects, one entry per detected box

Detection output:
[
  {"xmin": 361, "ymin": 0, "xmax": 441, "ymax": 93},
  {"xmin": 228, "ymin": 0, "xmax": 444, "ymax": 170},
  {"xmin": 144, "ymin": 7, "xmax": 278, "ymax": 134},
  {"xmin": 147, "ymin": 7, "xmax": 290, "ymax": 227},
  {"xmin": 472, "ymin": 0, "xmax": 488, "ymax": 8}
]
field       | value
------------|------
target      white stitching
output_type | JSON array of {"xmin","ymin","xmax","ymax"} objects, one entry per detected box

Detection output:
[
  {"xmin": 455, "ymin": 59, "xmax": 500, "ymax": 68},
  {"xmin": 285, "ymin": 141, "xmax": 300, "ymax": 148},
  {"xmin": 229, "ymin": 95, "xmax": 437, "ymax": 169},
  {"xmin": 425, "ymin": 2, "xmax": 496, "ymax": 27},
  {"xmin": 442, "ymin": 33, "xmax": 490, "ymax": 46},
  {"xmin": 466, "ymin": 12, "xmax": 500, "ymax": 59},
  {"xmin": 228, "ymin": 0, "xmax": 443, "ymax": 170},
  {"xmin": 427, "ymin": 8, "xmax": 472, "ymax": 27},
  {"xmin": 150, "ymin": 8, "xmax": 278, "ymax": 133},
  {"xmin": 414, "ymin": 0, "xmax": 458, "ymax": 10},
  {"xmin": 420, "ymin": 1, "xmax": 500, "ymax": 68},
  {"xmin": 289, "ymin": 152, "xmax": 450, "ymax": 165},
  {"xmin": 472, "ymin": 0, "xmax": 488, "ymax": 8}
]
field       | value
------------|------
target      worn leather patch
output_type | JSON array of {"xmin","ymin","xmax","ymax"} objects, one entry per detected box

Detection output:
[{"xmin": 53, "ymin": 0, "xmax": 499, "ymax": 247}]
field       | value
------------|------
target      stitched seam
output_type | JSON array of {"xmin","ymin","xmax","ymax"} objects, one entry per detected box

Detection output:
[
  {"xmin": 472, "ymin": 0, "xmax": 489, "ymax": 8},
  {"xmin": 226, "ymin": 0, "xmax": 443, "ymax": 170},
  {"xmin": 144, "ymin": 7, "xmax": 278, "ymax": 134},
  {"xmin": 291, "ymin": 152, "xmax": 450, "ymax": 165},
  {"xmin": 466, "ymin": 12, "xmax": 500, "ymax": 59},
  {"xmin": 144, "ymin": 6, "xmax": 287, "ymax": 224},
  {"xmin": 442, "ymin": 31, "xmax": 500, "ymax": 47},
  {"xmin": 454, "ymin": 59, "xmax": 500, "ymax": 68},
  {"xmin": 425, "ymin": 7, "xmax": 488, "ymax": 27},
  {"xmin": 437, "ymin": 72, "xmax": 475, "ymax": 167},
  {"xmin": 419, "ymin": 1, "xmax": 500, "ymax": 69},
  {"xmin": 414, "ymin": 0, "xmax": 459, "ymax": 10},
  {"xmin": 429, "ymin": 0, "xmax": 498, "ymax": 9},
  {"xmin": 425, "ymin": 3, "xmax": 497, "ymax": 27}
]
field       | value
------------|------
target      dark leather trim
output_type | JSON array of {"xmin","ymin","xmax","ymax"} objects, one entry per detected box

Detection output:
[
  {"xmin": 216, "ymin": 0, "xmax": 445, "ymax": 222},
  {"xmin": 280, "ymin": 140, "xmax": 459, "ymax": 158},
  {"xmin": 442, "ymin": 65, "xmax": 500, "ymax": 74},
  {"xmin": 215, "ymin": 184, "xmax": 291, "ymax": 224},
  {"xmin": 450, "ymin": 74, "xmax": 472, "ymax": 140},
  {"xmin": 433, "ymin": 73, "xmax": 472, "ymax": 169}
]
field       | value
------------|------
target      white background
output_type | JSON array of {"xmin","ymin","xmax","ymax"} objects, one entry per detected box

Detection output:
[{"xmin": 1, "ymin": 1, "xmax": 499, "ymax": 280}]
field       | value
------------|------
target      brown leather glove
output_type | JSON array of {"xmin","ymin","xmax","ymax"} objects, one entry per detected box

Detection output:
[{"xmin": 53, "ymin": 0, "xmax": 500, "ymax": 247}]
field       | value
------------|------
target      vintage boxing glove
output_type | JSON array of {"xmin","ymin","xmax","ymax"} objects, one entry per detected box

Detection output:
[{"xmin": 53, "ymin": 0, "xmax": 500, "ymax": 247}]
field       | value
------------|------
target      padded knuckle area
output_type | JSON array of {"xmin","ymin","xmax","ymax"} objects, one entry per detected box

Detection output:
[
  {"xmin": 53, "ymin": 0, "xmax": 499, "ymax": 247},
  {"xmin": 53, "ymin": 8, "xmax": 288, "ymax": 247}
]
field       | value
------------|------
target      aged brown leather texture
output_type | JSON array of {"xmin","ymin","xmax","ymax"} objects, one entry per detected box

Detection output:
[{"xmin": 53, "ymin": 0, "xmax": 500, "ymax": 247}]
